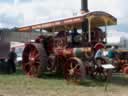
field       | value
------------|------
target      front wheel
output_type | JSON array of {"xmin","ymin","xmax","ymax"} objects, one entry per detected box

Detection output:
[{"xmin": 64, "ymin": 57, "xmax": 85, "ymax": 83}]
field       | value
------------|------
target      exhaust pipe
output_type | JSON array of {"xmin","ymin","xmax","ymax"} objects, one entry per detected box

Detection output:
[
  {"xmin": 81, "ymin": 0, "xmax": 89, "ymax": 40},
  {"xmin": 81, "ymin": 0, "xmax": 89, "ymax": 13}
]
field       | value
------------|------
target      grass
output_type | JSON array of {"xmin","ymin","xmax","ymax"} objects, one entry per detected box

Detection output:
[{"xmin": 0, "ymin": 67, "xmax": 128, "ymax": 96}]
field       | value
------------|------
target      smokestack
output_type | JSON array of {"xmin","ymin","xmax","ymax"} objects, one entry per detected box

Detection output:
[
  {"xmin": 81, "ymin": 0, "xmax": 89, "ymax": 41},
  {"xmin": 81, "ymin": 0, "xmax": 89, "ymax": 14}
]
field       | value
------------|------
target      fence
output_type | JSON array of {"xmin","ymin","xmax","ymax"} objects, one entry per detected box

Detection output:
[{"xmin": 0, "ymin": 32, "xmax": 41, "ymax": 42}]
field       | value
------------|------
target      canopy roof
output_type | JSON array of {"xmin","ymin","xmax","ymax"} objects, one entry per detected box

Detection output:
[
  {"xmin": 85, "ymin": 11, "xmax": 117, "ymax": 26},
  {"xmin": 18, "ymin": 11, "xmax": 117, "ymax": 32}
]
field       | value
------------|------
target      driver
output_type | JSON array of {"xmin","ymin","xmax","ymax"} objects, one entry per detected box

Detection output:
[{"xmin": 71, "ymin": 28, "xmax": 81, "ymax": 47}]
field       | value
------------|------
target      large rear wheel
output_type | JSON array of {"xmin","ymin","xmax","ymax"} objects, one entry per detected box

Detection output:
[{"xmin": 22, "ymin": 43, "xmax": 47, "ymax": 77}]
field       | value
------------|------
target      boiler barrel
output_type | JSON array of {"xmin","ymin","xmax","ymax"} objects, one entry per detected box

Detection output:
[
  {"xmin": 73, "ymin": 48, "xmax": 91, "ymax": 57},
  {"xmin": 54, "ymin": 47, "xmax": 91, "ymax": 57}
]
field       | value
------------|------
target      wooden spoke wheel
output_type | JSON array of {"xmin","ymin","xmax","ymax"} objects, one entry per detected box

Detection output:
[
  {"xmin": 93, "ymin": 58, "xmax": 112, "ymax": 81},
  {"xmin": 64, "ymin": 57, "xmax": 85, "ymax": 83},
  {"xmin": 22, "ymin": 43, "xmax": 46, "ymax": 77}
]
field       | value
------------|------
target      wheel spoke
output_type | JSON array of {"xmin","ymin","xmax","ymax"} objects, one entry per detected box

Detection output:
[
  {"xmin": 35, "ymin": 61, "xmax": 40, "ymax": 64},
  {"xmin": 70, "ymin": 62, "xmax": 73, "ymax": 69},
  {"xmin": 31, "ymin": 65, "xmax": 38, "ymax": 74},
  {"xmin": 74, "ymin": 64, "xmax": 79, "ymax": 69}
]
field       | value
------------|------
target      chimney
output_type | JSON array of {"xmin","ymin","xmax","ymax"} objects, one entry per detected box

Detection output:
[
  {"xmin": 81, "ymin": 0, "xmax": 89, "ymax": 14},
  {"xmin": 81, "ymin": 0, "xmax": 89, "ymax": 40}
]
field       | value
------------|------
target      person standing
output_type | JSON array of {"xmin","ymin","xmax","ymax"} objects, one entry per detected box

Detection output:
[{"xmin": 7, "ymin": 47, "xmax": 17, "ymax": 73}]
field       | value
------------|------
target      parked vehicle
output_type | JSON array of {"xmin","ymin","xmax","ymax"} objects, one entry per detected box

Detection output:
[
  {"xmin": 113, "ymin": 49, "xmax": 128, "ymax": 73},
  {"xmin": 0, "ymin": 41, "xmax": 10, "ymax": 73}
]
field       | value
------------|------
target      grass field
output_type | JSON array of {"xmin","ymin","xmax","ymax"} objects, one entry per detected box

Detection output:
[{"xmin": 0, "ymin": 67, "xmax": 128, "ymax": 96}]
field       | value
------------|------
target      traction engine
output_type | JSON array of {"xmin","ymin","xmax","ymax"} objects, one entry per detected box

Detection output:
[{"xmin": 19, "ymin": 0, "xmax": 117, "ymax": 82}]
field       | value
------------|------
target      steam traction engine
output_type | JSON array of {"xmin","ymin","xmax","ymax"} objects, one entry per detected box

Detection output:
[{"xmin": 18, "ymin": 0, "xmax": 117, "ymax": 82}]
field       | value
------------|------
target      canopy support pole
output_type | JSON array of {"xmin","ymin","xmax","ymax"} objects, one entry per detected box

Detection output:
[
  {"xmin": 87, "ymin": 16, "xmax": 93, "ymax": 42},
  {"xmin": 102, "ymin": 17, "xmax": 108, "ymax": 43}
]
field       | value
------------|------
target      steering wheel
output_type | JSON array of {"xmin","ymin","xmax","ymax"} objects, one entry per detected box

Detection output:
[{"xmin": 73, "ymin": 35, "xmax": 82, "ymax": 43}]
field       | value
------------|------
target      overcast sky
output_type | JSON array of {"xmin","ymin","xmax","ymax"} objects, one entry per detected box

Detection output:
[{"xmin": 0, "ymin": 0, "xmax": 128, "ymax": 33}]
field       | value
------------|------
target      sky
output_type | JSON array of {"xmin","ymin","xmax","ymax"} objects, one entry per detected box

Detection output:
[{"xmin": 0, "ymin": 0, "xmax": 128, "ymax": 42}]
